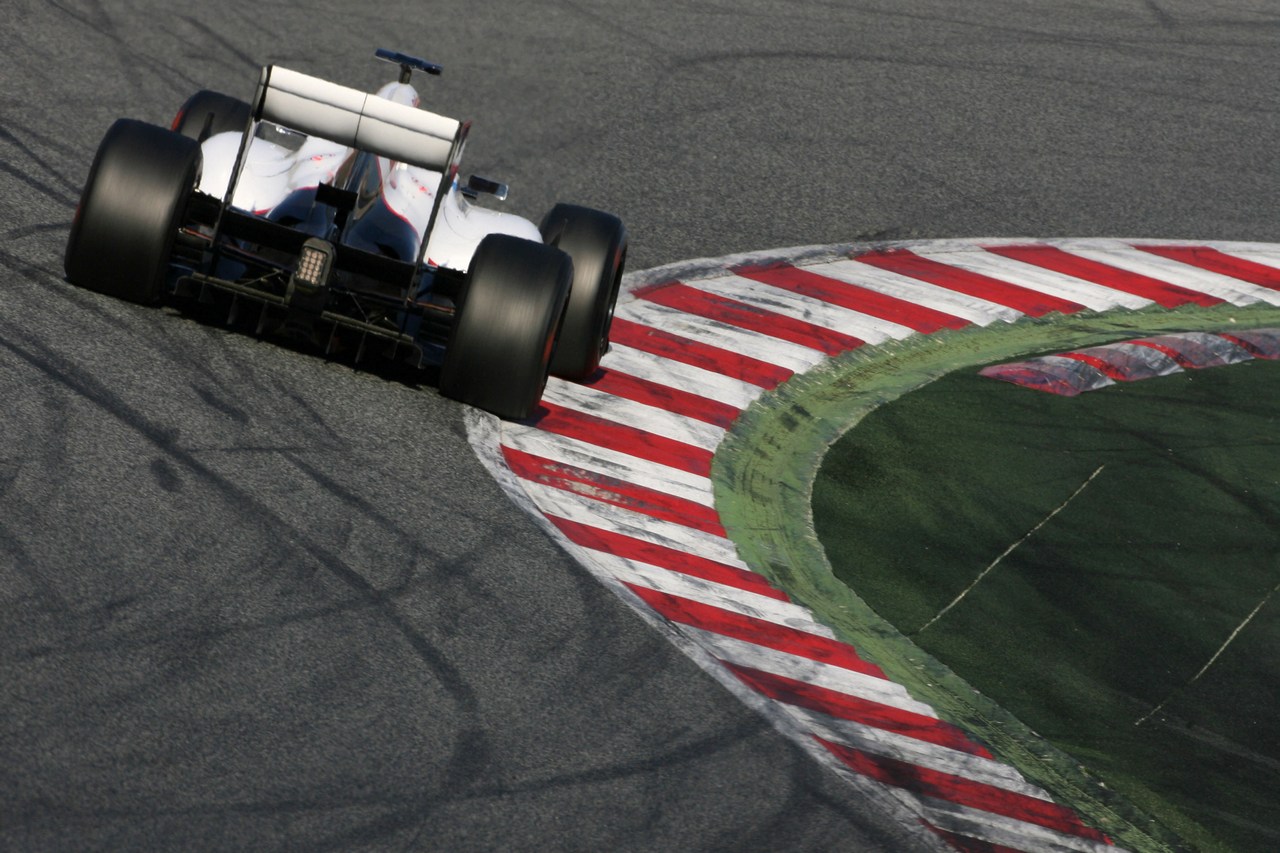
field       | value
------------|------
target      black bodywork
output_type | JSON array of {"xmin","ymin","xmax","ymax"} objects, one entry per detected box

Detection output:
[{"xmin": 170, "ymin": 129, "xmax": 466, "ymax": 368}]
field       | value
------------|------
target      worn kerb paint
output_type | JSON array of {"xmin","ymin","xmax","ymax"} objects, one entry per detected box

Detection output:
[
  {"xmin": 980, "ymin": 329, "xmax": 1276, "ymax": 396},
  {"xmin": 466, "ymin": 238, "xmax": 1280, "ymax": 853}
]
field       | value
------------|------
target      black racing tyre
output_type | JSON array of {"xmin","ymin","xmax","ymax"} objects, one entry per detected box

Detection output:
[
  {"xmin": 64, "ymin": 119, "xmax": 202, "ymax": 304},
  {"xmin": 172, "ymin": 90, "xmax": 252, "ymax": 141},
  {"xmin": 439, "ymin": 234, "xmax": 572, "ymax": 419},
  {"xmin": 539, "ymin": 203, "xmax": 628, "ymax": 380}
]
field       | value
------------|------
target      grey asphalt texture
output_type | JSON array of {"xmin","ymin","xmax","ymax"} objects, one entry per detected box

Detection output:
[{"xmin": 2, "ymin": 1, "xmax": 1277, "ymax": 850}]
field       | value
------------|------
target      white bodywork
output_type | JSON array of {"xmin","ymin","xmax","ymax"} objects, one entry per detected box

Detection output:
[{"xmin": 196, "ymin": 71, "xmax": 541, "ymax": 272}]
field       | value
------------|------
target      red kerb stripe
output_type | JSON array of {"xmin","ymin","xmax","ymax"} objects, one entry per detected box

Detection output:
[
  {"xmin": 502, "ymin": 446, "xmax": 724, "ymax": 535},
  {"xmin": 1128, "ymin": 340, "xmax": 1198, "ymax": 369},
  {"xmin": 726, "ymin": 663, "xmax": 992, "ymax": 758},
  {"xmin": 1057, "ymin": 351, "xmax": 1129, "ymax": 381},
  {"xmin": 634, "ymin": 281, "xmax": 865, "ymax": 356},
  {"xmin": 853, "ymin": 248, "xmax": 1085, "ymax": 317},
  {"xmin": 1136, "ymin": 244, "xmax": 1280, "ymax": 292},
  {"xmin": 986, "ymin": 244, "xmax": 1221, "ymax": 308},
  {"xmin": 579, "ymin": 367, "xmax": 741, "ymax": 428},
  {"xmin": 625, "ymin": 584, "xmax": 887, "ymax": 679},
  {"xmin": 817, "ymin": 739, "xmax": 1110, "ymax": 843},
  {"xmin": 734, "ymin": 263, "xmax": 970, "ymax": 333},
  {"xmin": 1219, "ymin": 332, "xmax": 1279, "ymax": 359},
  {"xmin": 529, "ymin": 402, "xmax": 713, "ymax": 477},
  {"xmin": 549, "ymin": 516, "xmax": 788, "ymax": 601},
  {"xmin": 609, "ymin": 318, "xmax": 792, "ymax": 389}
]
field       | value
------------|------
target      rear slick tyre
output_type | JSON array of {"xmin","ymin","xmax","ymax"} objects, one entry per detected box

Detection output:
[
  {"xmin": 540, "ymin": 203, "xmax": 627, "ymax": 380},
  {"xmin": 172, "ymin": 90, "xmax": 252, "ymax": 141},
  {"xmin": 439, "ymin": 234, "xmax": 572, "ymax": 420},
  {"xmin": 64, "ymin": 119, "xmax": 202, "ymax": 304}
]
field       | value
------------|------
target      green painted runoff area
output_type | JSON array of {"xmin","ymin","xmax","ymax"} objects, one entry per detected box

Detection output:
[
  {"xmin": 814, "ymin": 362, "xmax": 1279, "ymax": 853},
  {"xmin": 713, "ymin": 303, "xmax": 1280, "ymax": 853}
]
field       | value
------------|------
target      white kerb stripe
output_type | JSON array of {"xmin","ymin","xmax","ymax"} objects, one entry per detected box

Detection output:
[
  {"xmin": 527, "ymin": 485, "xmax": 746, "ymax": 565},
  {"xmin": 809, "ymin": 259, "xmax": 1024, "ymax": 326},
  {"xmin": 915, "ymin": 246, "xmax": 1152, "ymax": 311},
  {"xmin": 601, "ymin": 344, "xmax": 763, "ymax": 410},
  {"xmin": 682, "ymin": 273, "xmax": 917, "ymax": 344},
  {"xmin": 597, "ymin": 551, "xmax": 838, "ymax": 635},
  {"xmin": 615, "ymin": 300, "xmax": 830, "ymax": 373},
  {"xmin": 1100, "ymin": 342, "xmax": 1183, "ymax": 375},
  {"xmin": 1215, "ymin": 247, "xmax": 1280, "ymax": 274},
  {"xmin": 1065, "ymin": 241, "xmax": 1274, "ymax": 306},
  {"xmin": 919, "ymin": 801, "xmax": 1117, "ymax": 853},
  {"xmin": 684, "ymin": 628, "xmax": 931, "ymax": 714},
  {"xmin": 500, "ymin": 424, "xmax": 717, "ymax": 507},
  {"xmin": 541, "ymin": 378, "xmax": 727, "ymax": 452},
  {"xmin": 787, "ymin": 706, "xmax": 1049, "ymax": 800}
]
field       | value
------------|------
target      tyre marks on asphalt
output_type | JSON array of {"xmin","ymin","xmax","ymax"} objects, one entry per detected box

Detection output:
[{"xmin": 469, "ymin": 238, "xmax": 1280, "ymax": 852}]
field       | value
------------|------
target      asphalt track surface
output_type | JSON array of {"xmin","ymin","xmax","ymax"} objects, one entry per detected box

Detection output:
[{"xmin": 2, "ymin": 2, "xmax": 1278, "ymax": 850}]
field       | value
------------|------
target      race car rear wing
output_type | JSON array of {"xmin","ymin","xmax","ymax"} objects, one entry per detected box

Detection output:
[
  {"xmin": 208, "ymin": 63, "xmax": 471, "ymax": 285},
  {"xmin": 253, "ymin": 65, "xmax": 463, "ymax": 172}
]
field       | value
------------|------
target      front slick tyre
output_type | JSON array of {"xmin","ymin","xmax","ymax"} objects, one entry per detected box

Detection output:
[
  {"xmin": 64, "ymin": 119, "xmax": 202, "ymax": 304},
  {"xmin": 439, "ymin": 234, "xmax": 572, "ymax": 420},
  {"xmin": 540, "ymin": 203, "xmax": 627, "ymax": 380}
]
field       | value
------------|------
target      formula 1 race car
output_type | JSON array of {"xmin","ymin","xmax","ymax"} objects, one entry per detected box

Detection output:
[{"xmin": 64, "ymin": 49, "xmax": 627, "ymax": 420}]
